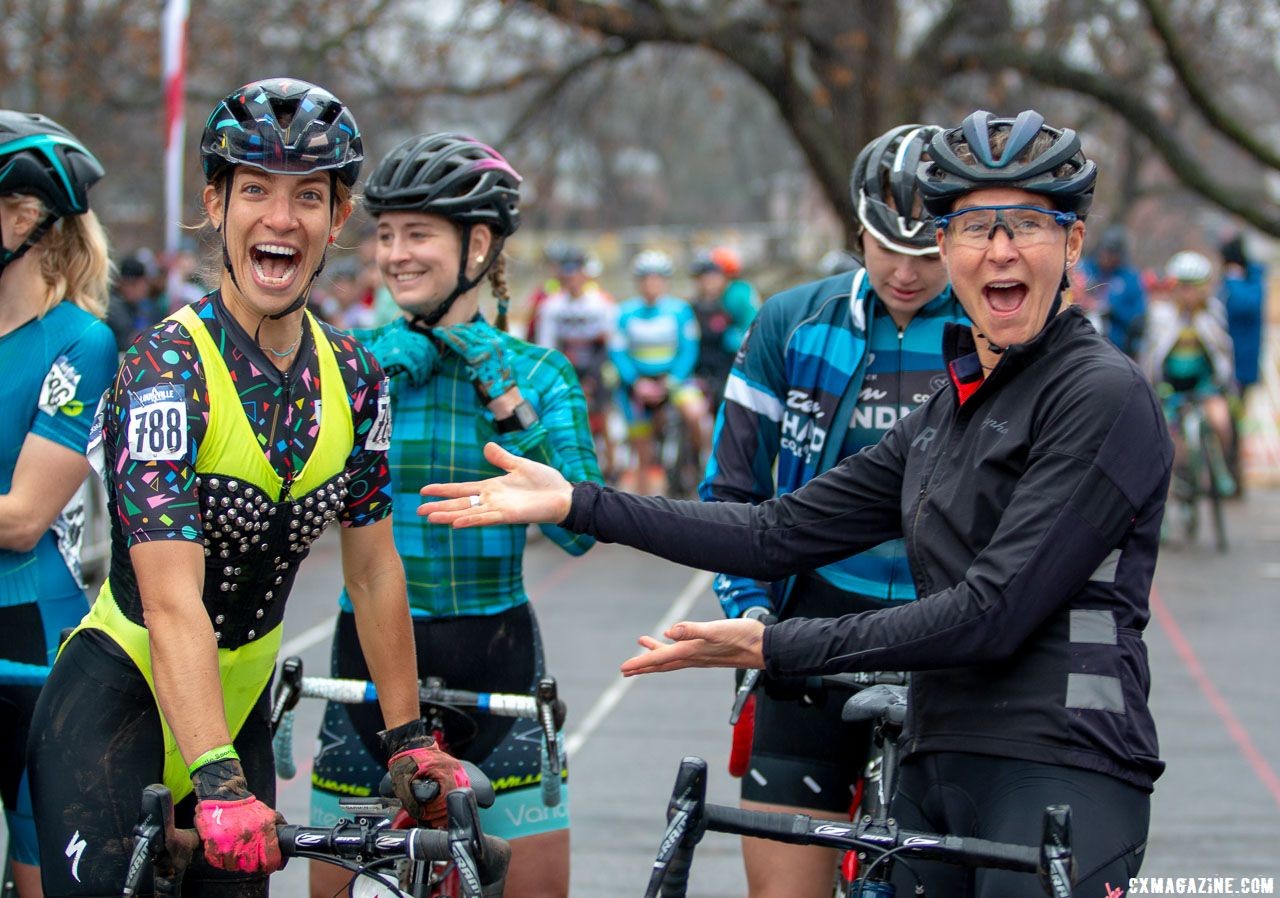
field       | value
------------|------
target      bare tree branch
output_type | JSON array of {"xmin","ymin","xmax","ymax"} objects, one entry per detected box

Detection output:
[
  {"xmin": 1136, "ymin": 0, "xmax": 1280, "ymax": 173},
  {"xmin": 502, "ymin": 42, "xmax": 637, "ymax": 144},
  {"xmin": 943, "ymin": 39, "xmax": 1280, "ymax": 236}
]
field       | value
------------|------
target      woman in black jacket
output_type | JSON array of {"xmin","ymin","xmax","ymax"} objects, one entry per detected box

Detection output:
[{"xmin": 420, "ymin": 110, "xmax": 1172, "ymax": 897}]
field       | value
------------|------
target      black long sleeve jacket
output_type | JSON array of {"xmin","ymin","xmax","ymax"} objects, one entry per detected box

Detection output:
[{"xmin": 564, "ymin": 307, "xmax": 1171, "ymax": 789}]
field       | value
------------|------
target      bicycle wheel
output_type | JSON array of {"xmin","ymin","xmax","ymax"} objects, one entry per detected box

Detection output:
[{"xmin": 1200, "ymin": 421, "xmax": 1230, "ymax": 553}]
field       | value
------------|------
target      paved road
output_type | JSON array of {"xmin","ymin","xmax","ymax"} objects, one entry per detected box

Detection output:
[{"xmin": 6, "ymin": 490, "xmax": 1280, "ymax": 895}]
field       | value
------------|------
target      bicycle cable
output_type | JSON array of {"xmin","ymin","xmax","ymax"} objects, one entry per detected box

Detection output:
[{"xmin": 857, "ymin": 842, "xmax": 924, "ymax": 893}]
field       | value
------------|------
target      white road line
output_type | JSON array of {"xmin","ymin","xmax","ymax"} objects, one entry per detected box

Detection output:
[
  {"xmin": 280, "ymin": 615, "xmax": 337, "ymax": 657},
  {"xmin": 278, "ymin": 568, "xmax": 714, "ymax": 760},
  {"xmin": 564, "ymin": 570, "xmax": 714, "ymax": 758}
]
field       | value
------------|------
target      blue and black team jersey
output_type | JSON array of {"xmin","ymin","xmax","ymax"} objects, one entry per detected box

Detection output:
[
  {"xmin": 0, "ymin": 301, "xmax": 116, "ymax": 612},
  {"xmin": 700, "ymin": 270, "xmax": 967, "ymax": 614}
]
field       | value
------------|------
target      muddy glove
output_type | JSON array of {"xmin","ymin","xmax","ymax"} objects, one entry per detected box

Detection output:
[
  {"xmin": 433, "ymin": 319, "xmax": 517, "ymax": 402},
  {"xmin": 191, "ymin": 756, "xmax": 283, "ymax": 875},
  {"xmin": 367, "ymin": 319, "xmax": 440, "ymax": 388},
  {"xmin": 382, "ymin": 718, "xmax": 471, "ymax": 829}
]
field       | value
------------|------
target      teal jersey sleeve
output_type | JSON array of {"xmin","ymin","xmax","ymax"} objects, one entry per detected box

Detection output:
[
  {"xmin": 30, "ymin": 309, "xmax": 118, "ymax": 455},
  {"xmin": 721, "ymin": 280, "xmax": 760, "ymax": 353},
  {"xmin": 497, "ymin": 340, "xmax": 602, "ymax": 554},
  {"xmin": 670, "ymin": 300, "xmax": 700, "ymax": 383}
]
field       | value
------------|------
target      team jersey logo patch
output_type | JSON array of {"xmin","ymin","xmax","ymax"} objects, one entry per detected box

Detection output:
[
  {"xmin": 365, "ymin": 379, "xmax": 392, "ymax": 451},
  {"xmin": 39, "ymin": 355, "xmax": 82, "ymax": 415},
  {"xmin": 127, "ymin": 384, "xmax": 189, "ymax": 461}
]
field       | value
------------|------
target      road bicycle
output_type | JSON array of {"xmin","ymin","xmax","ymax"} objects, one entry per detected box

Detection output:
[
  {"xmin": 269, "ymin": 656, "xmax": 567, "ymax": 808},
  {"xmin": 728, "ymin": 669, "xmax": 910, "ymax": 892},
  {"xmin": 1164, "ymin": 390, "xmax": 1230, "ymax": 552},
  {"xmin": 644, "ymin": 756, "xmax": 1073, "ymax": 898},
  {"xmin": 121, "ymin": 773, "xmax": 508, "ymax": 898}
]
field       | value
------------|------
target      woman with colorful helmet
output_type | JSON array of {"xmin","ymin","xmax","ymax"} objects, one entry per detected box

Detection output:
[
  {"xmin": 0, "ymin": 110, "xmax": 117, "ymax": 898},
  {"xmin": 308, "ymin": 132, "xmax": 601, "ymax": 898},
  {"xmin": 423, "ymin": 110, "xmax": 1172, "ymax": 897},
  {"xmin": 27, "ymin": 79, "xmax": 457, "ymax": 898},
  {"xmin": 698, "ymin": 123, "xmax": 966, "ymax": 898}
]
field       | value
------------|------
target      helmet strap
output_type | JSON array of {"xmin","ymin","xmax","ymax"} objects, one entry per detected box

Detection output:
[
  {"xmin": 408, "ymin": 224, "xmax": 496, "ymax": 331},
  {"xmin": 0, "ymin": 212, "xmax": 59, "ymax": 282}
]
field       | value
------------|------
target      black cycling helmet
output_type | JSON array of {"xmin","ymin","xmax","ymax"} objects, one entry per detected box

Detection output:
[
  {"xmin": 0, "ymin": 111, "xmax": 104, "ymax": 216},
  {"xmin": 0, "ymin": 110, "xmax": 104, "ymax": 279},
  {"xmin": 364, "ymin": 132, "xmax": 523, "ymax": 328},
  {"xmin": 364, "ymin": 132, "xmax": 521, "ymax": 237},
  {"xmin": 850, "ymin": 124, "xmax": 941, "ymax": 256},
  {"xmin": 200, "ymin": 78, "xmax": 363, "ymax": 187},
  {"xmin": 200, "ymin": 78, "xmax": 361, "ymax": 321},
  {"xmin": 918, "ymin": 110, "xmax": 1096, "ymax": 218}
]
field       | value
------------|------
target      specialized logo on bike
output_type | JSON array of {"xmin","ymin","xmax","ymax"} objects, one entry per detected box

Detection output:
[
  {"xmin": 65, "ymin": 830, "xmax": 88, "ymax": 882},
  {"xmin": 127, "ymin": 384, "xmax": 188, "ymax": 461}
]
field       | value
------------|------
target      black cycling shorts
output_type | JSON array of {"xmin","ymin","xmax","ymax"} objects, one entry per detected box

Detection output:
[
  {"xmin": 890, "ymin": 751, "xmax": 1150, "ymax": 897},
  {"xmin": 310, "ymin": 604, "xmax": 568, "ymax": 841},
  {"xmin": 741, "ymin": 576, "xmax": 894, "ymax": 814},
  {"xmin": 28, "ymin": 629, "xmax": 276, "ymax": 898}
]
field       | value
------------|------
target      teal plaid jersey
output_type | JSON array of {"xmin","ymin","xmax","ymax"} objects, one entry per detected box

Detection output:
[{"xmin": 339, "ymin": 322, "xmax": 601, "ymax": 618}]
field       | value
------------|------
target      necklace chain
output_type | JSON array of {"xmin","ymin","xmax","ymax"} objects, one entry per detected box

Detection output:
[{"xmin": 264, "ymin": 327, "xmax": 303, "ymax": 359}]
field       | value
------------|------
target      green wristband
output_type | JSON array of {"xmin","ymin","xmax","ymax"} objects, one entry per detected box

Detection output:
[{"xmin": 188, "ymin": 744, "xmax": 240, "ymax": 779}]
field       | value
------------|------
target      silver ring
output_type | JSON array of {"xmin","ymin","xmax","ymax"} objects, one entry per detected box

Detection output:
[{"xmin": 468, "ymin": 495, "xmax": 482, "ymax": 508}]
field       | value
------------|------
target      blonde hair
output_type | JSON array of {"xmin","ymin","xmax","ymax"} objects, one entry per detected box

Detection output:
[{"xmin": 2, "ymin": 194, "xmax": 111, "ymax": 319}]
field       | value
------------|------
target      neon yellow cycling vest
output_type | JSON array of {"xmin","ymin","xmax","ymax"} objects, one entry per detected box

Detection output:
[{"xmin": 71, "ymin": 304, "xmax": 354, "ymax": 801}]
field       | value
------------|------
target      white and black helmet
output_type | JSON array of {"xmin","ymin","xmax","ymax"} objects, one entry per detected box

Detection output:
[
  {"xmin": 851, "ymin": 124, "xmax": 942, "ymax": 257},
  {"xmin": 1166, "ymin": 251, "xmax": 1213, "ymax": 284},
  {"xmin": 632, "ymin": 250, "xmax": 674, "ymax": 278}
]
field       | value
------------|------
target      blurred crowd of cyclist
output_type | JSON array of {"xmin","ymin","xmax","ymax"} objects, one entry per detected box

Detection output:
[{"xmin": 108, "ymin": 220, "xmax": 1269, "ymax": 507}]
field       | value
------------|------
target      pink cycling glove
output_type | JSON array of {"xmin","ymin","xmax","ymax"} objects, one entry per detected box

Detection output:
[{"xmin": 193, "ymin": 795, "xmax": 283, "ymax": 874}]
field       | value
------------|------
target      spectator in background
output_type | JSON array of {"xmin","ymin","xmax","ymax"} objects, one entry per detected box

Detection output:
[
  {"xmin": 1080, "ymin": 224, "xmax": 1147, "ymax": 357},
  {"xmin": 1219, "ymin": 235, "xmax": 1266, "ymax": 394},
  {"xmin": 105, "ymin": 255, "xmax": 166, "ymax": 351},
  {"xmin": 689, "ymin": 246, "xmax": 759, "ymax": 404},
  {"xmin": 315, "ymin": 256, "xmax": 378, "ymax": 331},
  {"xmin": 525, "ymin": 240, "xmax": 570, "ymax": 344}
]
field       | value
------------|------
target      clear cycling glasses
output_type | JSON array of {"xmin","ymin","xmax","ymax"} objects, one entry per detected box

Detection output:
[{"xmin": 935, "ymin": 205, "xmax": 1078, "ymax": 249}]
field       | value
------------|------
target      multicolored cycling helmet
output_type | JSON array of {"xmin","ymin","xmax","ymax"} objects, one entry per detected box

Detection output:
[
  {"xmin": 200, "ymin": 78, "xmax": 363, "ymax": 187},
  {"xmin": 1166, "ymin": 251, "xmax": 1213, "ymax": 284},
  {"xmin": 850, "ymin": 124, "xmax": 941, "ymax": 256},
  {"xmin": 200, "ymin": 79, "xmax": 362, "ymax": 319},
  {"xmin": 0, "ymin": 110, "xmax": 104, "ymax": 277},
  {"xmin": 363, "ymin": 132, "xmax": 523, "ymax": 327},
  {"xmin": 632, "ymin": 250, "xmax": 674, "ymax": 279},
  {"xmin": 918, "ymin": 110, "xmax": 1096, "ymax": 218}
]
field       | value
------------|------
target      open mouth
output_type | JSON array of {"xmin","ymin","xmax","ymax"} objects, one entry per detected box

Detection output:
[
  {"xmin": 983, "ymin": 280, "xmax": 1028, "ymax": 316},
  {"xmin": 250, "ymin": 243, "xmax": 300, "ymax": 287}
]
